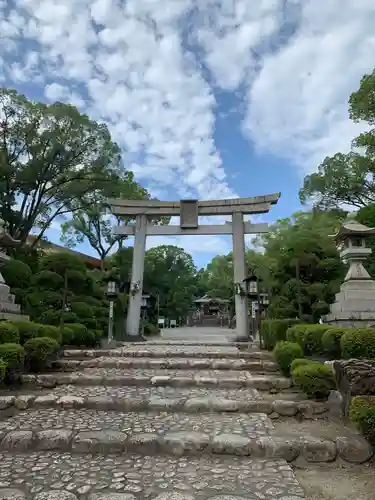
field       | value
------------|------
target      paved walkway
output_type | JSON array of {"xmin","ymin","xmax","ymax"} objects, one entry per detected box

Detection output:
[{"xmin": 0, "ymin": 327, "xmax": 372, "ymax": 500}]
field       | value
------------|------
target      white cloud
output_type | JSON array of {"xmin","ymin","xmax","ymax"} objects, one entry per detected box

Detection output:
[{"xmin": 1, "ymin": 0, "xmax": 375, "ymax": 263}]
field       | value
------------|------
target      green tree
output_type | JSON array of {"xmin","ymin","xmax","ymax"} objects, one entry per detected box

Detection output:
[
  {"xmin": 256, "ymin": 211, "xmax": 345, "ymax": 321},
  {"xmin": 143, "ymin": 245, "xmax": 198, "ymax": 321},
  {"xmin": 0, "ymin": 88, "xmax": 125, "ymax": 243},
  {"xmin": 300, "ymin": 69, "xmax": 375, "ymax": 209}
]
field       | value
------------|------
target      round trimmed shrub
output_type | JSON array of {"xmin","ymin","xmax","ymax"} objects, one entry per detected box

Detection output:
[
  {"xmin": 24, "ymin": 337, "xmax": 59, "ymax": 373},
  {"xmin": 322, "ymin": 328, "xmax": 347, "ymax": 359},
  {"xmin": 286, "ymin": 324, "xmax": 310, "ymax": 344},
  {"xmin": 60, "ymin": 326, "xmax": 74, "ymax": 345},
  {"xmin": 0, "ymin": 359, "xmax": 6, "ymax": 384},
  {"xmin": 143, "ymin": 322, "xmax": 160, "ymax": 336},
  {"xmin": 273, "ymin": 341, "xmax": 303, "ymax": 375},
  {"xmin": 1, "ymin": 259, "xmax": 32, "ymax": 289},
  {"xmin": 292, "ymin": 362, "xmax": 336, "ymax": 399},
  {"xmin": 64, "ymin": 323, "xmax": 97, "ymax": 347},
  {"xmin": 71, "ymin": 302, "xmax": 94, "ymax": 318},
  {"xmin": 0, "ymin": 343, "xmax": 25, "ymax": 382},
  {"xmin": 30, "ymin": 270, "xmax": 64, "ymax": 290},
  {"xmin": 7, "ymin": 320, "xmax": 39, "ymax": 344},
  {"xmin": 303, "ymin": 325, "xmax": 330, "ymax": 355},
  {"xmin": 290, "ymin": 358, "xmax": 319, "ymax": 373},
  {"xmin": 0, "ymin": 322, "xmax": 20, "ymax": 344},
  {"xmin": 35, "ymin": 324, "xmax": 62, "ymax": 344},
  {"xmin": 341, "ymin": 328, "xmax": 375, "ymax": 359},
  {"xmin": 349, "ymin": 396, "xmax": 375, "ymax": 444}
]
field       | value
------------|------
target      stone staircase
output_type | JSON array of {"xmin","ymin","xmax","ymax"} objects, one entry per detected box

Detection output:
[{"xmin": 0, "ymin": 331, "xmax": 373, "ymax": 500}]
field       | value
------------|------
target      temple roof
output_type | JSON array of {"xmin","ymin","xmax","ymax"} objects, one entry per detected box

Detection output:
[
  {"xmin": 194, "ymin": 295, "xmax": 229, "ymax": 304},
  {"xmin": 331, "ymin": 213, "xmax": 375, "ymax": 240}
]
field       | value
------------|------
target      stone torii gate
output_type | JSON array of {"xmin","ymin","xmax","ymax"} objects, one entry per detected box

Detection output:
[{"xmin": 108, "ymin": 194, "xmax": 280, "ymax": 339}]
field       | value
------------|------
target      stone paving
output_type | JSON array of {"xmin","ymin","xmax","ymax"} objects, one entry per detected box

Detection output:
[
  {"xmin": 21, "ymin": 369, "xmax": 291, "ymax": 391},
  {"xmin": 0, "ymin": 452, "xmax": 306, "ymax": 499},
  {"xmin": 0, "ymin": 326, "xmax": 372, "ymax": 499}
]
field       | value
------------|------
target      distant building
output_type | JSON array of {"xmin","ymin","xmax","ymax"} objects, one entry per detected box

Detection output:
[{"xmin": 25, "ymin": 235, "xmax": 102, "ymax": 270}]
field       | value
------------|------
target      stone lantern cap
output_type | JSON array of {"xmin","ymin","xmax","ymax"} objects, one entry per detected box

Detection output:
[{"xmin": 330, "ymin": 213, "xmax": 375, "ymax": 243}]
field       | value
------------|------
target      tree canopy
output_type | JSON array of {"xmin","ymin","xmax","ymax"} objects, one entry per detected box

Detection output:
[{"xmin": 300, "ymin": 69, "xmax": 375, "ymax": 210}]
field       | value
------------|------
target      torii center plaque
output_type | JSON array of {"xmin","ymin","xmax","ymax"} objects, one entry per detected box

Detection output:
[{"xmin": 180, "ymin": 200, "xmax": 198, "ymax": 229}]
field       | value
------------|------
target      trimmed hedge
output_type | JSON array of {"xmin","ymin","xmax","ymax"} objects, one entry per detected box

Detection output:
[
  {"xmin": 0, "ymin": 359, "xmax": 6, "ymax": 384},
  {"xmin": 322, "ymin": 328, "xmax": 347, "ymax": 359},
  {"xmin": 303, "ymin": 325, "xmax": 330, "ymax": 355},
  {"xmin": 273, "ymin": 341, "xmax": 303, "ymax": 375},
  {"xmin": 0, "ymin": 343, "xmax": 25, "ymax": 370},
  {"xmin": 24, "ymin": 337, "xmax": 59, "ymax": 373},
  {"xmin": 35, "ymin": 324, "xmax": 62, "ymax": 344},
  {"xmin": 286, "ymin": 324, "xmax": 310, "ymax": 345},
  {"xmin": 261, "ymin": 319, "xmax": 301, "ymax": 350},
  {"xmin": 0, "ymin": 322, "xmax": 20, "ymax": 344},
  {"xmin": 290, "ymin": 358, "xmax": 320, "ymax": 373},
  {"xmin": 7, "ymin": 320, "xmax": 38, "ymax": 344},
  {"xmin": 60, "ymin": 326, "xmax": 74, "ymax": 345},
  {"xmin": 341, "ymin": 328, "xmax": 375, "ymax": 359},
  {"xmin": 292, "ymin": 362, "xmax": 336, "ymax": 399},
  {"xmin": 349, "ymin": 396, "xmax": 375, "ymax": 444}
]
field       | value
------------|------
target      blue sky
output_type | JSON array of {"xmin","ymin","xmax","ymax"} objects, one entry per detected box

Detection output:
[{"xmin": 1, "ymin": 0, "xmax": 374, "ymax": 269}]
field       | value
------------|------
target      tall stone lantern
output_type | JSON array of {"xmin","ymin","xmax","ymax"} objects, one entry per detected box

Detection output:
[
  {"xmin": 0, "ymin": 219, "xmax": 29, "ymax": 321},
  {"xmin": 323, "ymin": 213, "xmax": 375, "ymax": 328}
]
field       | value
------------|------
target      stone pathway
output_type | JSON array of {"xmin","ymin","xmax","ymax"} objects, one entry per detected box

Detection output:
[{"xmin": 0, "ymin": 327, "xmax": 372, "ymax": 500}]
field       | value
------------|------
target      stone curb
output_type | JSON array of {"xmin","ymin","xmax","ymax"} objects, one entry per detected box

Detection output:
[
  {"xmin": 53, "ymin": 358, "xmax": 279, "ymax": 372},
  {"xmin": 20, "ymin": 373, "xmax": 291, "ymax": 391},
  {"xmin": 61, "ymin": 349, "xmax": 274, "ymax": 360},
  {"xmin": 0, "ymin": 427, "xmax": 372, "ymax": 463},
  {"xmin": 0, "ymin": 394, "xmax": 328, "ymax": 418}
]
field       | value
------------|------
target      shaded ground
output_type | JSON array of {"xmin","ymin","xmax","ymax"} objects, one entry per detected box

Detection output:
[
  {"xmin": 272, "ymin": 417, "xmax": 362, "ymax": 440},
  {"xmin": 295, "ymin": 462, "xmax": 375, "ymax": 500}
]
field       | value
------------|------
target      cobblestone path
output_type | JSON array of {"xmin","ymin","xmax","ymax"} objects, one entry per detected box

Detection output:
[{"xmin": 0, "ymin": 327, "xmax": 372, "ymax": 500}]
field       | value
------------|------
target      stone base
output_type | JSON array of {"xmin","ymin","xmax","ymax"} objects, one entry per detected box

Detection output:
[
  {"xmin": 122, "ymin": 334, "xmax": 147, "ymax": 343},
  {"xmin": 0, "ymin": 311, "xmax": 29, "ymax": 321}
]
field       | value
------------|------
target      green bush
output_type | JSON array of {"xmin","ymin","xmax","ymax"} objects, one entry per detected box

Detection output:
[
  {"xmin": 286, "ymin": 324, "xmax": 310, "ymax": 344},
  {"xmin": 290, "ymin": 358, "xmax": 316, "ymax": 373},
  {"xmin": 0, "ymin": 359, "xmax": 6, "ymax": 384},
  {"xmin": 71, "ymin": 302, "xmax": 94, "ymax": 318},
  {"xmin": 35, "ymin": 324, "xmax": 62, "ymax": 344},
  {"xmin": 322, "ymin": 328, "xmax": 347, "ymax": 359},
  {"xmin": 142, "ymin": 322, "xmax": 160, "ymax": 336},
  {"xmin": 24, "ymin": 337, "xmax": 59, "ymax": 373},
  {"xmin": 0, "ymin": 343, "xmax": 25, "ymax": 382},
  {"xmin": 30, "ymin": 270, "xmax": 64, "ymax": 290},
  {"xmin": 341, "ymin": 328, "xmax": 375, "ymax": 359},
  {"xmin": 261, "ymin": 319, "xmax": 301, "ymax": 350},
  {"xmin": 60, "ymin": 326, "xmax": 74, "ymax": 345},
  {"xmin": 1, "ymin": 259, "xmax": 32, "ymax": 289},
  {"xmin": 349, "ymin": 396, "xmax": 375, "ymax": 444},
  {"xmin": 0, "ymin": 322, "xmax": 20, "ymax": 344},
  {"xmin": 64, "ymin": 323, "xmax": 98, "ymax": 347},
  {"xmin": 303, "ymin": 325, "xmax": 330, "ymax": 355},
  {"xmin": 273, "ymin": 341, "xmax": 303, "ymax": 375},
  {"xmin": 6, "ymin": 320, "xmax": 39, "ymax": 344},
  {"xmin": 292, "ymin": 362, "xmax": 336, "ymax": 399}
]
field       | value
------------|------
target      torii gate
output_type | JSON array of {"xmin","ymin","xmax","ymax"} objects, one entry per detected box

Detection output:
[{"xmin": 108, "ymin": 193, "xmax": 280, "ymax": 339}]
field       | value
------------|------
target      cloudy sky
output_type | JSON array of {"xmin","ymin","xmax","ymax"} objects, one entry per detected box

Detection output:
[{"xmin": 1, "ymin": 0, "xmax": 374, "ymax": 268}]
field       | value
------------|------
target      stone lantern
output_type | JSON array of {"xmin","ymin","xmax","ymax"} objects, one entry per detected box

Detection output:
[{"xmin": 323, "ymin": 213, "xmax": 375, "ymax": 328}]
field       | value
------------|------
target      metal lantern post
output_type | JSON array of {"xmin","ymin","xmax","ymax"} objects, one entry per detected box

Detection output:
[
  {"xmin": 106, "ymin": 280, "xmax": 119, "ymax": 344},
  {"xmin": 243, "ymin": 273, "xmax": 269, "ymax": 348},
  {"xmin": 140, "ymin": 294, "xmax": 150, "ymax": 335}
]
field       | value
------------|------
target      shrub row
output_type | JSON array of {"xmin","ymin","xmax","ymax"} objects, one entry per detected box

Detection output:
[
  {"xmin": 0, "ymin": 319, "xmax": 104, "ymax": 382},
  {"xmin": 264, "ymin": 320, "xmax": 375, "ymax": 360},
  {"xmin": 273, "ymin": 340, "xmax": 336, "ymax": 400},
  {"xmin": 349, "ymin": 396, "xmax": 375, "ymax": 444}
]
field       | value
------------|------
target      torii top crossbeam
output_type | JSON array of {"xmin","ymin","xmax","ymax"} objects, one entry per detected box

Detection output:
[{"xmin": 107, "ymin": 192, "xmax": 280, "ymax": 217}]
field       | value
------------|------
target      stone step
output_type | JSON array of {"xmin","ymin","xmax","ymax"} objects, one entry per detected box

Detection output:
[
  {"xmin": 21, "ymin": 369, "xmax": 291, "ymax": 391},
  {"xmin": 0, "ymin": 452, "xmax": 307, "ymax": 499},
  {"xmin": 0, "ymin": 408, "xmax": 372, "ymax": 464},
  {"xmin": 132, "ymin": 340, "xmax": 251, "ymax": 346},
  {"xmin": 54, "ymin": 357, "xmax": 279, "ymax": 372},
  {"xmin": 0, "ymin": 389, "xmax": 328, "ymax": 419},
  {"xmin": 62, "ymin": 347, "xmax": 273, "ymax": 360}
]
